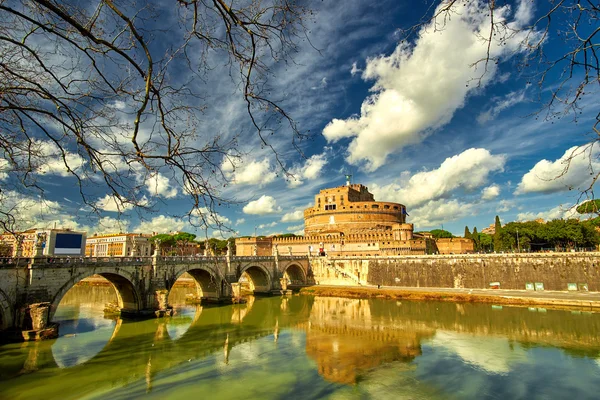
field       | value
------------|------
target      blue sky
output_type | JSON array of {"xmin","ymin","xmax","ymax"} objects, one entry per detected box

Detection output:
[{"xmin": 1, "ymin": 0, "xmax": 598, "ymax": 238}]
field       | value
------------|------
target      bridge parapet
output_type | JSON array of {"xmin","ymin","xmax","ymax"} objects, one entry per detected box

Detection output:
[
  {"xmin": 156, "ymin": 256, "xmax": 228, "ymax": 264},
  {"xmin": 278, "ymin": 255, "xmax": 309, "ymax": 261},
  {"xmin": 230, "ymin": 256, "xmax": 275, "ymax": 262}
]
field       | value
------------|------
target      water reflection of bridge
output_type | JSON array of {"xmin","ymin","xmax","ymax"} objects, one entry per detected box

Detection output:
[
  {"xmin": 0, "ymin": 295, "xmax": 312, "ymax": 398},
  {"xmin": 3, "ymin": 294, "xmax": 600, "ymax": 397}
]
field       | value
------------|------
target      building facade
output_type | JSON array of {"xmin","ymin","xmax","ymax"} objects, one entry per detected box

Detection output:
[
  {"xmin": 85, "ymin": 233, "xmax": 153, "ymax": 257},
  {"xmin": 0, "ymin": 229, "xmax": 87, "ymax": 257}
]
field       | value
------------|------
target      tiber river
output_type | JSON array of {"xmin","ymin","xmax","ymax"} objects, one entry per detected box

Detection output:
[{"xmin": 1, "ymin": 284, "xmax": 600, "ymax": 399}]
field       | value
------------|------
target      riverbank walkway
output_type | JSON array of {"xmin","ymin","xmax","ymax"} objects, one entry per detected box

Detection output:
[{"xmin": 305, "ymin": 285, "xmax": 600, "ymax": 310}]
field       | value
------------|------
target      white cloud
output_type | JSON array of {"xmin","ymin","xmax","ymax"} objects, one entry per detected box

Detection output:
[
  {"xmin": 371, "ymin": 148, "xmax": 505, "ymax": 208},
  {"xmin": 236, "ymin": 218, "xmax": 246, "ymax": 225},
  {"xmin": 92, "ymin": 217, "xmax": 131, "ymax": 235},
  {"xmin": 258, "ymin": 221, "xmax": 278, "ymax": 229},
  {"xmin": 515, "ymin": 145, "xmax": 600, "ymax": 194},
  {"xmin": 33, "ymin": 140, "xmax": 86, "ymax": 177},
  {"xmin": 211, "ymin": 229, "xmax": 237, "ymax": 240},
  {"xmin": 496, "ymin": 199, "xmax": 515, "ymax": 213},
  {"xmin": 311, "ymin": 77, "xmax": 328, "ymax": 90},
  {"xmin": 135, "ymin": 215, "xmax": 187, "ymax": 234},
  {"xmin": 410, "ymin": 199, "xmax": 474, "ymax": 228},
  {"xmin": 481, "ymin": 184, "xmax": 501, "ymax": 200},
  {"xmin": 323, "ymin": 1, "xmax": 535, "ymax": 171},
  {"xmin": 516, "ymin": 205, "xmax": 578, "ymax": 222},
  {"xmin": 243, "ymin": 195, "xmax": 282, "ymax": 215},
  {"xmin": 146, "ymin": 172, "xmax": 178, "ymax": 198},
  {"xmin": 350, "ymin": 62, "xmax": 361, "ymax": 76},
  {"xmin": 95, "ymin": 194, "xmax": 134, "ymax": 213},
  {"xmin": 0, "ymin": 190, "xmax": 91, "ymax": 232},
  {"xmin": 192, "ymin": 207, "xmax": 231, "ymax": 227},
  {"xmin": 281, "ymin": 210, "xmax": 304, "ymax": 222},
  {"xmin": 286, "ymin": 224, "xmax": 304, "ymax": 232},
  {"xmin": 477, "ymin": 89, "xmax": 527, "ymax": 124},
  {"xmin": 0, "ymin": 159, "xmax": 9, "ymax": 180},
  {"xmin": 222, "ymin": 156, "xmax": 277, "ymax": 186},
  {"xmin": 287, "ymin": 153, "xmax": 328, "ymax": 188}
]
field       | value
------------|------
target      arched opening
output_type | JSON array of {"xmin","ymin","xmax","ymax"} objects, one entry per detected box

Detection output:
[
  {"xmin": 283, "ymin": 264, "xmax": 306, "ymax": 286},
  {"xmin": 240, "ymin": 266, "xmax": 271, "ymax": 294},
  {"xmin": 51, "ymin": 274, "xmax": 134, "ymax": 368},
  {"xmin": 51, "ymin": 272, "xmax": 140, "ymax": 322},
  {"xmin": 169, "ymin": 269, "xmax": 221, "ymax": 306}
]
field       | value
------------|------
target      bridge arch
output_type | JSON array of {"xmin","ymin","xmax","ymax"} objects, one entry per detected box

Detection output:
[
  {"xmin": 0, "ymin": 288, "xmax": 13, "ymax": 330},
  {"xmin": 50, "ymin": 270, "xmax": 141, "ymax": 322},
  {"xmin": 282, "ymin": 263, "xmax": 306, "ymax": 285},
  {"xmin": 240, "ymin": 264, "xmax": 271, "ymax": 293},
  {"xmin": 171, "ymin": 266, "xmax": 222, "ymax": 300}
]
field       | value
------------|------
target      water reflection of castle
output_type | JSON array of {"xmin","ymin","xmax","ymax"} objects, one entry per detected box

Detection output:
[{"xmin": 301, "ymin": 297, "xmax": 435, "ymax": 385}]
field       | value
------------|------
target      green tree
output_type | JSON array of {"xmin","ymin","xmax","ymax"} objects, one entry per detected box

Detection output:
[
  {"xmin": 429, "ymin": 229, "xmax": 454, "ymax": 239},
  {"xmin": 464, "ymin": 226, "xmax": 471, "ymax": 239},
  {"xmin": 173, "ymin": 232, "xmax": 198, "ymax": 255},
  {"xmin": 472, "ymin": 227, "xmax": 480, "ymax": 251},
  {"xmin": 150, "ymin": 234, "xmax": 175, "ymax": 247},
  {"xmin": 493, "ymin": 215, "xmax": 503, "ymax": 252},
  {"xmin": 479, "ymin": 233, "xmax": 493, "ymax": 252}
]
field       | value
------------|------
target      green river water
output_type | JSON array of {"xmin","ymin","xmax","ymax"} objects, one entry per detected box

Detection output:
[{"xmin": 1, "ymin": 285, "xmax": 600, "ymax": 399}]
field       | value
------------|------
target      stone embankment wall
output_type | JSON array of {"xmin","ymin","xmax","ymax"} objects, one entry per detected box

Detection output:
[{"xmin": 312, "ymin": 253, "xmax": 600, "ymax": 291}]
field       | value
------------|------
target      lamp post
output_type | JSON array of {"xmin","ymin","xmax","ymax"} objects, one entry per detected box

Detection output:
[{"xmin": 516, "ymin": 228, "xmax": 520, "ymax": 253}]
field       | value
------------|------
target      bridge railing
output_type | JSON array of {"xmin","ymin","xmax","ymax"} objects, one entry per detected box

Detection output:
[
  {"xmin": 0, "ymin": 257, "xmax": 33, "ymax": 267},
  {"xmin": 0, "ymin": 254, "xmax": 311, "ymax": 268}
]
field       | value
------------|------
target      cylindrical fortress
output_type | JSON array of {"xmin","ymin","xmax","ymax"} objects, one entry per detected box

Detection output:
[{"xmin": 303, "ymin": 184, "xmax": 408, "ymax": 236}]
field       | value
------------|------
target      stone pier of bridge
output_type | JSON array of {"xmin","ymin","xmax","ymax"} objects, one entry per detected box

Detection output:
[{"xmin": 0, "ymin": 251, "xmax": 311, "ymax": 340}]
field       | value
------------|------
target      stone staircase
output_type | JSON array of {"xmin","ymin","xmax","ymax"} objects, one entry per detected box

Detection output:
[{"xmin": 324, "ymin": 260, "xmax": 362, "ymax": 286}]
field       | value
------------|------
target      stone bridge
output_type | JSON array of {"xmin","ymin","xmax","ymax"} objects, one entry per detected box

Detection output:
[{"xmin": 0, "ymin": 253, "xmax": 311, "ymax": 336}]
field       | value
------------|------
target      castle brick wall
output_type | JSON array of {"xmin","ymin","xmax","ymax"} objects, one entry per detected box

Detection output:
[{"xmin": 314, "ymin": 253, "xmax": 600, "ymax": 291}]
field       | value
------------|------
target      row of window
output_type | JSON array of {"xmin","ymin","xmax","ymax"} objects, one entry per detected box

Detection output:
[{"xmin": 317, "ymin": 204, "xmax": 403, "ymax": 212}]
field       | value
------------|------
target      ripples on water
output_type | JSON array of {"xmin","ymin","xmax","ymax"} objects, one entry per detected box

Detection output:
[{"xmin": 1, "ymin": 285, "xmax": 600, "ymax": 399}]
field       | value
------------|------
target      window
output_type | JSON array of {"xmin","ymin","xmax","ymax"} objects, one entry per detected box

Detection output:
[
  {"xmin": 372, "ymin": 204, "xmax": 379, "ymax": 209},
  {"xmin": 384, "ymin": 205, "xmax": 390, "ymax": 209},
  {"xmin": 393, "ymin": 206, "xmax": 399, "ymax": 210}
]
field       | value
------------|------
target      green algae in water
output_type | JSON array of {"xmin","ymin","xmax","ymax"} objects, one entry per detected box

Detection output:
[{"xmin": 1, "ymin": 290, "xmax": 600, "ymax": 399}]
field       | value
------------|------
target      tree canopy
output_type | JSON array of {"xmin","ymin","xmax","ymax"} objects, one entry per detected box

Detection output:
[
  {"xmin": 473, "ymin": 219, "xmax": 600, "ymax": 252},
  {"xmin": 429, "ymin": 229, "xmax": 454, "ymax": 239}
]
